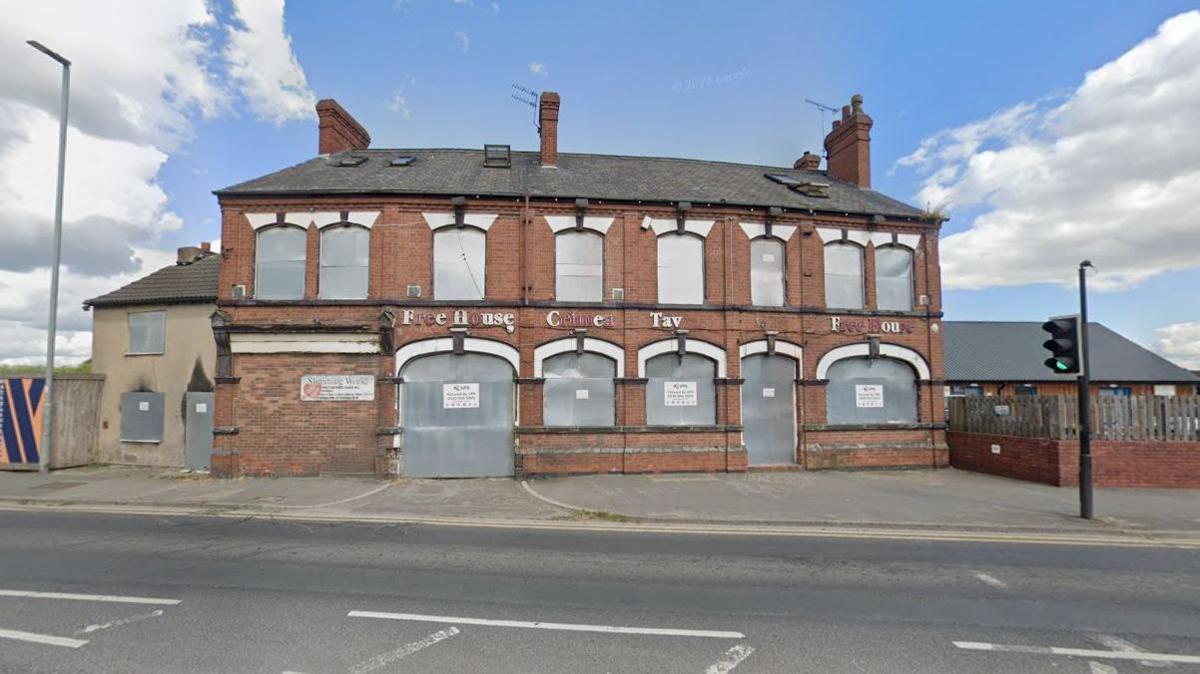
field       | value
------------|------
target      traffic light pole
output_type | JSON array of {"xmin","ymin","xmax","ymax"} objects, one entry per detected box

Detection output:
[{"xmin": 1077, "ymin": 261, "xmax": 1094, "ymax": 519}]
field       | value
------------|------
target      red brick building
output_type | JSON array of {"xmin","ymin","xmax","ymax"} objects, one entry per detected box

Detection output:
[{"xmin": 209, "ymin": 93, "xmax": 946, "ymax": 478}]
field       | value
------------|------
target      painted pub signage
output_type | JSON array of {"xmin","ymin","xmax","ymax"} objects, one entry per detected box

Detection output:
[
  {"xmin": 830, "ymin": 316, "xmax": 915, "ymax": 335},
  {"xmin": 401, "ymin": 309, "xmax": 516, "ymax": 333},
  {"xmin": 545, "ymin": 310, "xmax": 615, "ymax": 329}
]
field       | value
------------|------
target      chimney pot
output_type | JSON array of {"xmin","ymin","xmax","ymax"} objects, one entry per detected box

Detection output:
[
  {"xmin": 177, "ymin": 246, "xmax": 204, "ymax": 265},
  {"xmin": 316, "ymin": 99, "xmax": 371, "ymax": 155},
  {"xmin": 200, "ymin": 241, "xmax": 211, "ymax": 253},
  {"xmin": 794, "ymin": 151, "xmax": 822, "ymax": 171},
  {"xmin": 539, "ymin": 91, "xmax": 560, "ymax": 167},
  {"xmin": 823, "ymin": 94, "xmax": 874, "ymax": 188}
]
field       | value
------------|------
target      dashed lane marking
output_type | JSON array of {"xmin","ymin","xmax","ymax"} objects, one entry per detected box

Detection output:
[
  {"xmin": 1091, "ymin": 634, "xmax": 1172, "ymax": 668},
  {"xmin": 953, "ymin": 641, "xmax": 1200, "ymax": 664},
  {"xmin": 0, "ymin": 588, "xmax": 180, "ymax": 606},
  {"xmin": 705, "ymin": 644, "xmax": 756, "ymax": 673},
  {"xmin": 75, "ymin": 609, "xmax": 165, "ymax": 635},
  {"xmin": 346, "ymin": 627, "xmax": 460, "ymax": 674},
  {"xmin": 972, "ymin": 572, "xmax": 1008, "ymax": 589},
  {"xmin": 0, "ymin": 627, "xmax": 88, "ymax": 649},
  {"xmin": 349, "ymin": 610, "xmax": 744, "ymax": 639}
]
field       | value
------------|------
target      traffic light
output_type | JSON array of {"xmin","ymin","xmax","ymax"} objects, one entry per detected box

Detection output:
[{"xmin": 1041, "ymin": 316, "xmax": 1083, "ymax": 375}]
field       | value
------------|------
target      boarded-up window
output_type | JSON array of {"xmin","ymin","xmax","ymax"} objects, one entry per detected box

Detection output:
[
  {"xmin": 875, "ymin": 246, "xmax": 913, "ymax": 311},
  {"xmin": 657, "ymin": 233, "xmax": 704, "ymax": 304},
  {"xmin": 555, "ymin": 231, "xmax": 604, "ymax": 302},
  {"xmin": 542, "ymin": 352, "xmax": 616, "ymax": 426},
  {"xmin": 434, "ymin": 227, "xmax": 486, "ymax": 300},
  {"xmin": 824, "ymin": 242, "xmax": 864, "ymax": 309},
  {"xmin": 255, "ymin": 226, "xmax": 307, "ymax": 299},
  {"xmin": 127, "ymin": 311, "xmax": 165, "ymax": 354},
  {"xmin": 120, "ymin": 391, "xmax": 165, "ymax": 442},
  {"xmin": 750, "ymin": 238, "xmax": 785, "ymax": 306},
  {"xmin": 320, "ymin": 225, "xmax": 370, "ymax": 299},
  {"xmin": 645, "ymin": 352, "xmax": 716, "ymax": 426},
  {"xmin": 826, "ymin": 357, "xmax": 917, "ymax": 425}
]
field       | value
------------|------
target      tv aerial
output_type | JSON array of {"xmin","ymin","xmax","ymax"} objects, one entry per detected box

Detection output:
[
  {"xmin": 804, "ymin": 98, "xmax": 837, "ymax": 157},
  {"xmin": 511, "ymin": 84, "xmax": 540, "ymax": 132}
]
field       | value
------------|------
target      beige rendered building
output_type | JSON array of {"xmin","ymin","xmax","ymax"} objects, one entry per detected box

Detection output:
[{"xmin": 84, "ymin": 246, "xmax": 219, "ymax": 469}]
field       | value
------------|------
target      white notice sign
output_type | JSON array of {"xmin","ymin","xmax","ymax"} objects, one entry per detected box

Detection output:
[
  {"xmin": 855, "ymin": 384, "xmax": 884, "ymax": 408},
  {"xmin": 443, "ymin": 383, "xmax": 480, "ymax": 409},
  {"xmin": 301, "ymin": 375, "xmax": 375, "ymax": 402},
  {"xmin": 575, "ymin": 389, "xmax": 590, "ymax": 400},
  {"xmin": 138, "ymin": 401, "xmax": 150, "ymax": 412},
  {"xmin": 664, "ymin": 381, "xmax": 698, "ymax": 407},
  {"xmin": 762, "ymin": 387, "xmax": 775, "ymax": 398},
  {"xmin": 195, "ymin": 403, "xmax": 208, "ymax": 414},
  {"xmin": 762, "ymin": 253, "xmax": 776, "ymax": 262}
]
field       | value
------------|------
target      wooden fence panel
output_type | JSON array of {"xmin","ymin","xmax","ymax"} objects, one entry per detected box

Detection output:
[{"xmin": 948, "ymin": 394, "xmax": 1200, "ymax": 441}]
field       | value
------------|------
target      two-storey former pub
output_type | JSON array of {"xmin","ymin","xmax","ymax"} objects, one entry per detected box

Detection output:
[{"xmin": 209, "ymin": 92, "xmax": 945, "ymax": 478}]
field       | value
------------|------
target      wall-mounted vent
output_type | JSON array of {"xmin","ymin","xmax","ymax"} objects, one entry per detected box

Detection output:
[
  {"xmin": 334, "ymin": 155, "xmax": 368, "ymax": 167},
  {"xmin": 231, "ymin": 284, "xmax": 246, "ymax": 299},
  {"xmin": 483, "ymin": 144, "xmax": 511, "ymax": 168},
  {"xmin": 390, "ymin": 156, "xmax": 416, "ymax": 167},
  {"xmin": 611, "ymin": 287, "xmax": 625, "ymax": 301},
  {"xmin": 407, "ymin": 284, "xmax": 422, "ymax": 298}
]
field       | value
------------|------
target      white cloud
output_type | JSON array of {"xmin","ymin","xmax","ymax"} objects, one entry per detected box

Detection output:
[
  {"xmin": 528, "ymin": 61, "xmax": 548, "ymax": 77},
  {"xmin": 897, "ymin": 11, "xmax": 1200, "ymax": 292},
  {"xmin": 387, "ymin": 90, "xmax": 412, "ymax": 118},
  {"xmin": 1155, "ymin": 322, "xmax": 1200, "ymax": 370},
  {"xmin": 225, "ymin": 0, "xmax": 316, "ymax": 125},
  {"xmin": 0, "ymin": 0, "xmax": 314, "ymax": 363},
  {"xmin": 490, "ymin": 2, "xmax": 500, "ymax": 14},
  {"xmin": 454, "ymin": 30, "xmax": 470, "ymax": 53}
]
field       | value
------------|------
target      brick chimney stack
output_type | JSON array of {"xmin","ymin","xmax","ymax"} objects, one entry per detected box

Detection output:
[
  {"xmin": 539, "ymin": 91, "xmax": 560, "ymax": 167},
  {"xmin": 823, "ymin": 94, "xmax": 873, "ymax": 188},
  {"xmin": 316, "ymin": 99, "xmax": 371, "ymax": 155},
  {"xmin": 794, "ymin": 151, "xmax": 822, "ymax": 171}
]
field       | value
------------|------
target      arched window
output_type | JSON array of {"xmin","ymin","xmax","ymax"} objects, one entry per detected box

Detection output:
[
  {"xmin": 319, "ymin": 225, "xmax": 370, "ymax": 299},
  {"xmin": 255, "ymin": 226, "xmax": 307, "ymax": 299},
  {"xmin": 433, "ymin": 227, "xmax": 486, "ymax": 300},
  {"xmin": 750, "ymin": 237, "xmax": 785, "ymax": 306},
  {"xmin": 555, "ymin": 230, "xmax": 604, "ymax": 302},
  {"xmin": 645, "ymin": 352, "xmax": 716, "ymax": 426},
  {"xmin": 875, "ymin": 245, "xmax": 913, "ymax": 311},
  {"xmin": 657, "ymin": 233, "xmax": 704, "ymax": 304},
  {"xmin": 826, "ymin": 357, "xmax": 917, "ymax": 425},
  {"xmin": 824, "ymin": 242, "xmax": 864, "ymax": 309},
  {"xmin": 542, "ymin": 352, "xmax": 616, "ymax": 426}
]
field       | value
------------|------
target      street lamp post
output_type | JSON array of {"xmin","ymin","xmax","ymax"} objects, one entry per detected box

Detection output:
[
  {"xmin": 1077, "ymin": 260, "xmax": 1094, "ymax": 519},
  {"xmin": 27, "ymin": 40, "xmax": 71, "ymax": 475}
]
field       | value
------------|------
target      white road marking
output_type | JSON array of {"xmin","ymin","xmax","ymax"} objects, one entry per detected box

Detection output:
[
  {"xmin": 0, "ymin": 627, "xmax": 88, "ymax": 649},
  {"xmin": 953, "ymin": 641, "xmax": 1200, "ymax": 664},
  {"xmin": 972, "ymin": 572, "xmax": 1007, "ymax": 589},
  {"xmin": 346, "ymin": 627, "xmax": 459, "ymax": 674},
  {"xmin": 349, "ymin": 610, "xmax": 744, "ymax": 639},
  {"xmin": 1092, "ymin": 634, "xmax": 1171, "ymax": 668},
  {"xmin": 1090, "ymin": 662, "xmax": 1119, "ymax": 674},
  {"xmin": 705, "ymin": 644, "xmax": 756, "ymax": 673},
  {"xmin": 75, "ymin": 608, "xmax": 165, "ymax": 635},
  {"xmin": 0, "ymin": 588, "xmax": 180, "ymax": 606}
]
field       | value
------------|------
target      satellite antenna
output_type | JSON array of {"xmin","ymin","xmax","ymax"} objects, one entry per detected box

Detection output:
[
  {"xmin": 511, "ymin": 83, "xmax": 539, "ymax": 132},
  {"xmin": 804, "ymin": 98, "xmax": 838, "ymax": 157}
]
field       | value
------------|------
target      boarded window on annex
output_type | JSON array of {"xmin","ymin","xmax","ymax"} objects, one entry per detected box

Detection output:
[
  {"xmin": 750, "ymin": 238, "xmax": 785, "ymax": 306},
  {"xmin": 320, "ymin": 225, "xmax": 370, "ymax": 299},
  {"xmin": 826, "ymin": 357, "xmax": 917, "ymax": 425},
  {"xmin": 875, "ymin": 246, "xmax": 913, "ymax": 311},
  {"xmin": 657, "ymin": 233, "xmax": 704, "ymax": 304},
  {"xmin": 127, "ymin": 310, "xmax": 165, "ymax": 355},
  {"xmin": 824, "ymin": 242, "xmax": 864, "ymax": 310},
  {"xmin": 433, "ymin": 228, "xmax": 486, "ymax": 300},
  {"xmin": 255, "ymin": 227, "xmax": 307, "ymax": 299},
  {"xmin": 120, "ymin": 391, "xmax": 166, "ymax": 443},
  {"xmin": 542, "ymin": 352, "xmax": 616, "ymax": 427},
  {"xmin": 645, "ymin": 352, "xmax": 716, "ymax": 426},
  {"xmin": 555, "ymin": 231, "xmax": 604, "ymax": 302}
]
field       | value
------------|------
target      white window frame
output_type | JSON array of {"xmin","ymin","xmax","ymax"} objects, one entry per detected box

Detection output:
[
  {"xmin": 656, "ymin": 232, "xmax": 706, "ymax": 305},
  {"xmin": 823, "ymin": 241, "xmax": 865, "ymax": 310},
  {"xmin": 554, "ymin": 229, "xmax": 605, "ymax": 302},
  {"xmin": 319, "ymin": 223, "xmax": 371, "ymax": 300},
  {"xmin": 126, "ymin": 310, "xmax": 166, "ymax": 355},
  {"xmin": 432, "ymin": 226, "xmax": 488, "ymax": 301},
  {"xmin": 254, "ymin": 224, "xmax": 309, "ymax": 300}
]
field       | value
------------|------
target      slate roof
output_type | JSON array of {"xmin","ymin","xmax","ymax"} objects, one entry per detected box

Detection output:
[
  {"xmin": 216, "ymin": 148, "xmax": 927, "ymax": 219},
  {"xmin": 943, "ymin": 321, "xmax": 1200, "ymax": 384},
  {"xmin": 84, "ymin": 254, "xmax": 220, "ymax": 308}
]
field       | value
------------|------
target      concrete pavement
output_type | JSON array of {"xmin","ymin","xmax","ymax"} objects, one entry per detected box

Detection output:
[{"xmin": 0, "ymin": 466, "xmax": 1197, "ymax": 542}]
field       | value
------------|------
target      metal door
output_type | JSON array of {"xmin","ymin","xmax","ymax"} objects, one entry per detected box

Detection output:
[
  {"xmin": 741, "ymin": 354, "xmax": 797, "ymax": 465},
  {"xmin": 184, "ymin": 392, "xmax": 215, "ymax": 471},
  {"xmin": 400, "ymin": 352, "xmax": 514, "ymax": 477}
]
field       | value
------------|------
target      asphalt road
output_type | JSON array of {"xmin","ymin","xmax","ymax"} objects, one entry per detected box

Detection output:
[{"xmin": 0, "ymin": 510, "xmax": 1197, "ymax": 673}]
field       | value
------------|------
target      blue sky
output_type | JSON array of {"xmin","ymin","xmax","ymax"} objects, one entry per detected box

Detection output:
[{"xmin": 2, "ymin": 1, "xmax": 1198, "ymax": 365}]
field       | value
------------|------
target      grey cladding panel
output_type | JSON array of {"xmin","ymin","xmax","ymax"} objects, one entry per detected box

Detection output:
[
  {"xmin": 120, "ymin": 392, "xmax": 165, "ymax": 443},
  {"xmin": 645, "ymin": 353, "xmax": 716, "ymax": 426},
  {"xmin": 543, "ymin": 352, "xmax": 616, "ymax": 427},
  {"xmin": 826, "ymin": 357, "xmax": 917, "ymax": 425},
  {"xmin": 741, "ymin": 354, "xmax": 796, "ymax": 465}
]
